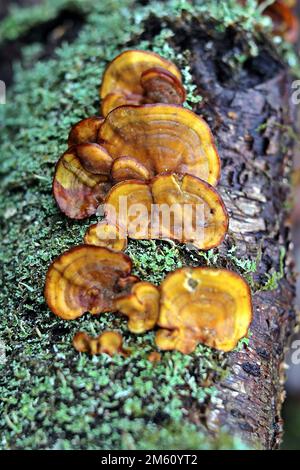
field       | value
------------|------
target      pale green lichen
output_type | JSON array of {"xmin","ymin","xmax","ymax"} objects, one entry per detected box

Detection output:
[
  {"xmin": 262, "ymin": 246, "xmax": 286, "ymax": 291},
  {"xmin": 126, "ymin": 240, "xmax": 183, "ymax": 284}
]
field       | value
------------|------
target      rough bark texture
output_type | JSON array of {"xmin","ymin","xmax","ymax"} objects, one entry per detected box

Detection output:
[
  {"xmin": 0, "ymin": 2, "xmax": 297, "ymax": 451},
  {"xmin": 167, "ymin": 18, "xmax": 296, "ymax": 449}
]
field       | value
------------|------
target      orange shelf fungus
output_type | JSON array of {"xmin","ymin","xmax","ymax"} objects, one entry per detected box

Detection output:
[
  {"xmin": 150, "ymin": 174, "xmax": 228, "ymax": 248},
  {"xmin": 53, "ymin": 145, "xmax": 111, "ymax": 219},
  {"xmin": 99, "ymin": 104, "xmax": 220, "ymax": 186},
  {"xmin": 100, "ymin": 50, "xmax": 181, "ymax": 98},
  {"xmin": 263, "ymin": 0, "xmax": 299, "ymax": 43},
  {"xmin": 147, "ymin": 351, "xmax": 162, "ymax": 363},
  {"xmin": 239, "ymin": 0, "xmax": 299, "ymax": 43},
  {"xmin": 45, "ymin": 246, "xmax": 138, "ymax": 320},
  {"xmin": 45, "ymin": 48, "xmax": 256, "ymax": 360},
  {"xmin": 75, "ymin": 143, "xmax": 113, "ymax": 175},
  {"xmin": 115, "ymin": 282, "xmax": 160, "ymax": 333},
  {"xmin": 111, "ymin": 156, "xmax": 151, "ymax": 182},
  {"xmin": 84, "ymin": 220, "xmax": 127, "ymax": 251},
  {"xmin": 155, "ymin": 267, "xmax": 253, "ymax": 354},
  {"xmin": 55, "ymin": 104, "xmax": 221, "ymax": 220},
  {"xmin": 140, "ymin": 67, "xmax": 186, "ymax": 105},
  {"xmin": 100, "ymin": 50, "xmax": 185, "ymax": 115},
  {"xmin": 68, "ymin": 116, "xmax": 104, "ymax": 146},
  {"xmin": 73, "ymin": 331, "xmax": 128, "ymax": 356},
  {"xmin": 105, "ymin": 180, "xmax": 153, "ymax": 240},
  {"xmin": 104, "ymin": 174, "xmax": 228, "ymax": 250},
  {"xmin": 101, "ymin": 93, "xmax": 140, "ymax": 118}
]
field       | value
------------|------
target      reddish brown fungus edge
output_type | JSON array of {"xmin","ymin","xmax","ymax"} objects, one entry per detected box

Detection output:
[
  {"xmin": 44, "ymin": 244, "xmax": 134, "ymax": 319},
  {"xmin": 104, "ymin": 172, "xmax": 228, "ymax": 249},
  {"xmin": 99, "ymin": 49, "xmax": 182, "ymax": 98},
  {"xmin": 157, "ymin": 266, "xmax": 254, "ymax": 340},
  {"xmin": 149, "ymin": 171, "xmax": 229, "ymax": 249}
]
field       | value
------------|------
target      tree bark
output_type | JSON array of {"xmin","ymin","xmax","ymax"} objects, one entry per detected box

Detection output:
[
  {"xmin": 167, "ymin": 17, "xmax": 297, "ymax": 449},
  {"xmin": 0, "ymin": 4, "xmax": 297, "ymax": 451}
]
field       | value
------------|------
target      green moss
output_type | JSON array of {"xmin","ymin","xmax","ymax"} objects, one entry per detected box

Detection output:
[
  {"xmin": 0, "ymin": 0, "xmax": 287, "ymax": 450},
  {"xmin": 131, "ymin": 423, "xmax": 252, "ymax": 450},
  {"xmin": 126, "ymin": 240, "xmax": 182, "ymax": 284},
  {"xmin": 139, "ymin": 27, "xmax": 202, "ymax": 108},
  {"xmin": 0, "ymin": 0, "xmax": 96, "ymax": 41},
  {"xmin": 261, "ymin": 246, "xmax": 286, "ymax": 291},
  {"xmin": 0, "ymin": 338, "xmax": 228, "ymax": 449}
]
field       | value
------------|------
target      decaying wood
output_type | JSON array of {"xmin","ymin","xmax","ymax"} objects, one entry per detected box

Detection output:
[{"xmin": 165, "ymin": 18, "xmax": 296, "ymax": 449}]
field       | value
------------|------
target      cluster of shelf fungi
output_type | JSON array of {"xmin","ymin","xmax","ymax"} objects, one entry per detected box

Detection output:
[{"xmin": 45, "ymin": 50, "xmax": 252, "ymax": 356}]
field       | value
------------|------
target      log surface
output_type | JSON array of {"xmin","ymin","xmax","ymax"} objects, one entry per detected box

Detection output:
[
  {"xmin": 169, "ymin": 18, "xmax": 296, "ymax": 448},
  {"xmin": 0, "ymin": 4, "xmax": 297, "ymax": 451}
]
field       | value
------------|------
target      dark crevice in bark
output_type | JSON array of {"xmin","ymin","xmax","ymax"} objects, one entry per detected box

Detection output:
[{"xmin": 0, "ymin": 8, "xmax": 85, "ymax": 86}]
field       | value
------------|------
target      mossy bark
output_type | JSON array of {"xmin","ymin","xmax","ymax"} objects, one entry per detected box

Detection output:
[
  {"xmin": 171, "ymin": 18, "xmax": 296, "ymax": 448},
  {"xmin": 0, "ymin": 1, "xmax": 297, "ymax": 450}
]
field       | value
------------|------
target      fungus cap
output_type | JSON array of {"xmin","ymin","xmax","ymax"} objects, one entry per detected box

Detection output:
[
  {"xmin": 150, "ymin": 173, "xmax": 228, "ymax": 249},
  {"xmin": 84, "ymin": 221, "xmax": 127, "ymax": 251},
  {"xmin": 53, "ymin": 147, "xmax": 111, "ymax": 219},
  {"xmin": 264, "ymin": 0, "xmax": 298, "ymax": 43},
  {"xmin": 99, "ymin": 104, "xmax": 220, "ymax": 185},
  {"xmin": 100, "ymin": 49, "xmax": 181, "ymax": 99},
  {"xmin": 104, "ymin": 174, "xmax": 228, "ymax": 250},
  {"xmin": 147, "ymin": 351, "xmax": 162, "ymax": 363},
  {"xmin": 111, "ymin": 156, "xmax": 151, "ymax": 182},
  {"xmin": 115, "ymin": 281, "xmax": 160, "ymax": 333},
  {"xmin": 75, "ymin": 143, "xmax": 113, "ymax": 175},
  {"xmin": 140, "ymin": 67, "xmax": 186, "ymax": 105},
  {"xmin": 73, "ymin": 331, "xmax": 128, "ymax": 356},
  {"xmin": 68, "ymin": 116, "xmax": 104, "ymax": 146},
  {"xmin": 156, "ymin": 267, "xmax": 253, "ymax": 353},
  {"xmin": 105, "ymin": 180, "xmax": 153, "ymax": 240},
  {"xmin": 100, "ymin": 50, "xmax": 185, "ymax": 115},
  {"xmin": 45, "ymin": 245, "xmax": 137, "ymax": 320},
  {"xmin": 240, "ymin": 1, "xmax": 299, "ymax": 43}
]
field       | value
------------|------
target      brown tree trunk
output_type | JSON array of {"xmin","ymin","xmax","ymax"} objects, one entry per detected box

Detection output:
[
  {"xmin": 0, "ymin": 4, "xmax": 297, "ymax": 451},
  {"xmin": 167, "ymin": 17, "xmax": 297, "ymax": 449}
]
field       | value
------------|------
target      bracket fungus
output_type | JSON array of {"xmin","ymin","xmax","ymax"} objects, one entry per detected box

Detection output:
[
  {"xmin": 99, "ymin": 104, "xmax": 220, "ymax": 185},
  {"xmin": 155, "ymin": 267, "xmax": 253, "ymax": 354},
  {"xmin": 101, "ymin": 92, "xmax": 138, "ymax": 119},
  {"xmin": 105, "ymin": 180, "xmax": 153, "ymax": 239},
  {"xmin": 115, "ymin": 282, "xmax": 160, "ymax": 333},
  {"xmin": 73, "ymin": 331, "xmax": 128, "ymax": 356},
  {"xmin": 84, "ymin": 220, "xmax": 127, "ymax": 251},
  {"xmin": 100, "ymin": 50, "xmax": 185, "ymax": 116},
  {"xmin": 111, "ymin": 156, "xmax": 151, "ymax": 182},
  {"xmin": 263, "ymin": 0, "xmax": 298, "ymax": 43},
  {"xmin": 45, "ymin": 48, "xmax": 253, "ymax": 360},
  {"xmin": 45, "ymin": 246, "xmax": 138, "ymax": 320},
  {"xmin": 53, "ymin": 145, "xmax": 112, "ymax": 219},
  {"xmin": 140, "ymin": 66, "xmax": 186, "ymax": 105},
  {"xmin": 147, "ymin": 351, "xmax": 162, "ymax": 363},
  {"xmin": 74, "ymin": 143, "xmax": 113, "ymax": 175},
  {"xmin": 104, "ymin": 173, "xmax": 228, "ymax": 250},
  {"xmin": 239, "ymin": 0, "xmax": 299, "ymax": 43},
  {"xmin": 68, "ymin": 116, "xmax": 104, "ymax": 146},
  {"xmin": 54, "ymin": 104, "xmax": 221, "ymax": 220}
]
